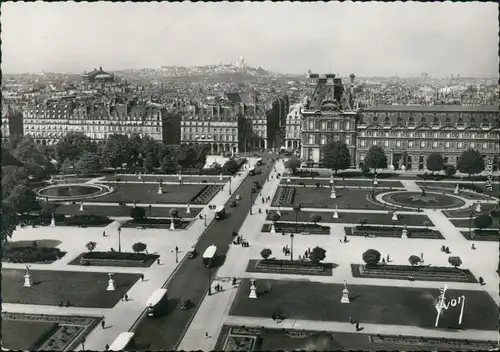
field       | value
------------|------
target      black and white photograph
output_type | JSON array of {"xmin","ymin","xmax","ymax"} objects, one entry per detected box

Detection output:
[{"xmin": 1, "ymin": 1, "xmax": 499, "ymax": 351}]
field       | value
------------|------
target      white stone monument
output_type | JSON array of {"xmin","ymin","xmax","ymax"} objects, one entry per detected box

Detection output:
[
  {"xmin": 341, "ymin": 280, "xmax": 350, "ymax": 303},
  {"xmin": 454, "ymin": 184, "xmax": 459, "ymax": 194},
  {"xmin": 330, "ymin": 188, "xmax": 337, "ymax": 199},
  {"xmin": 219, "ymin": 173, "xmax": 223, "ymax": 181},
  {"xmin": 392, "ymin": 212, "xmax": 398, "ymax": 221},
  {"xmin": 79, "ymin": 202, "xmax": 84, "ymax": 211},
  {"xmin": 249, "ymin": 280, "xmax": 258, "ymax": 299},
  {"xmin": 106, "ymin": 273, "xmax": 116, "ymax": 291},
  {"xmin": 23, "ymin": 266, "xmax": 32, "ymax": 288},
  {"xmin": 420, "ymin": 252, "xmax": 424, "ymax": 265},
  {"xmin": 270, "ymin": 223, "xmax": 276, "ymax": 234},
  {"xmin": 138, "ymin": 174, "xmax": 142, "ymax": 180},
  {"xmin": 50, "ymin": 213, "xmax": 56, "ymax": 227},
  {"xmin": 333, "ymin": 206, "xmax": 339, "ymax": 219},
  {"xmin": 186, "ymin": 204, "xmax": 191, "ymax": 214},
  {"xmin": 401, "ymin": 227, "xmax": 408, "ymax": 239},
  {"xmin": 287, "ymin": 177, "xmax": 291, "ymax": 183},
  {"xmin": 373, "ymin": 177, "xmax": 378, "ymax": 186},
  {"xmin": 401, "ymin": 165, "xmax": 406, "ymax": 171},
  {"xmin": 157, "ymin": 183, "xmax": 163, "ymax": 194},
  {"xmin": 389, "ymin": 165, "xmax": 395, "ymax": 171},
  {"xmin": 475, "ymin": 202, "xmax": 481, "ymax": 213},
  {"xmin": 170, "ymin": 220, "xmax": 175, "ymax": 230}
]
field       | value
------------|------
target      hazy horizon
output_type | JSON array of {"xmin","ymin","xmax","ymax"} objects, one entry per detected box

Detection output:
[{"xmin": 2, "ymin": 2, "xmax": 498, "ymax": 77}]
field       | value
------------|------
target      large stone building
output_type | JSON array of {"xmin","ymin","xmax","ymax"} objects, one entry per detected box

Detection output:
[
  {"xmin": 300, "ymin": 73, "xmax": 358, "ymax": 166},
  {"xmin": 22, "ymin": 99, "xmax": 165, "ymax": 145},
  {"xmin": 284, "ymin": 103, "xmax": 304, "ymax": 151},
  {"xmin": 357, "ymin": 105, "xmax": 500, "ymax": 171},
  {"xmin": 82, "ymin": 67, "xmax": 114, "ymax": 84},
  {"xmin": 2, "ymin": 104, "xmax": 24, "ymax": 141},
  {"xmin": 180, "ymin": 103, "xmax": 239, "ymax": 154}
]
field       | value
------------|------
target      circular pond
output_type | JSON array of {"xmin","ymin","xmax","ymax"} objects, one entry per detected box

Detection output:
[
  {"xmin": 381, "ymin": 191, "xmax": 465, "ymax": 209},
  {"xmin": 37, "ymin": 184, "xmax": 111, "ymax": 201}
]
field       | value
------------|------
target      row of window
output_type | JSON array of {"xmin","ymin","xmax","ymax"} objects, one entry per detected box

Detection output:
[
  {"xmin": 358, "ymin": 140, "xmax": 497, "ymax": 150},
  {"xmin": 24, "ymin": 119, "xmax": 161, "ymax": 126},
  {"xmin": 181, "ymin": 134, "xmax": 237, "ymax": 142},
  {"xmin": 25, "ymin": 113, "xmax": 162, "ymax": 121},
  {"xmin": 303, "ymin": 120, "xmax": 353, "ymax": 131},
  {"xmin": 24, "ymin": 125, "xmax": 161, "ymax": 133},
  {"xmin": 303, "ymin": 134, "xmax": 352, "ymax": 146},
  {"xmin": 360, "ymin": 115, "xmax": 497, "ymax": 128},
  {"xmin": 181, "ymin": 127, "xmax": 236, "ymax": 134},
  {"xmin": 359, "ymin": 131, "xmax": 499, "ymax": 139}
]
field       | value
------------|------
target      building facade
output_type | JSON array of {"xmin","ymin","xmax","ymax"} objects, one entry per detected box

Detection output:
[
  {"xmin": 284, "ymin": 103, "xmax": 303, "ymax": 151},
  {"xmin": 82, "ymin": 67, "xmax": 114, "ymax": 84},
  {"xmin": 300, "ymin": 73, "xmax": 359, "ymax": 166},
  {"xmin": 22, "ymin": 99, "xmax": 164, "ymax": 145},
  {"xmin": 357, "ymin": 105, "xmax": 500, "ymax": 171},
  {"xmin": 180, "ymin": 104, "xmax": 239, "ymax": 154}
]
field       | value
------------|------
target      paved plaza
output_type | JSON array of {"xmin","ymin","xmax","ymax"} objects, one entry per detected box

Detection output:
[{"xmin": 2, "ymin": 157, "xmax": 498, "ymax": 351}]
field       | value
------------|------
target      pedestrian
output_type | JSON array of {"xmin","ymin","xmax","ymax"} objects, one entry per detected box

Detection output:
[
  {"xmin": 205, "ymin": 332, "xmax": 209, "ymax": 338},
  {"xmin": 101, "ymin": 320, "xmax": 105, "ymax": 329},
  {"xmin": 282, "ymin": 246, "xmax": 286, "ymax": 253},
  {"xmin": 479, "ymin": 276, "xmax": 484, "ymax": 285},
  {"xmin": 103, "ymin": 231, "xmax": 106, "ymax": 237},
  {"xmin": 340, "ymin": 239, "xmax": 342, "ymax": 243},
  {"xmin": 232, "ymin": 277, "xmax": 237, "ymax": 286},
  {"xmin": 471, "ymin": 243, "xmax": 476, "ymax": 250},
  {"xmin": 349, "ymin": 316, "xmax": 353, "ymax": 324},
  {"xmin": 140, "ymin": 273, "xmax": 144, "ymax": 281},
  {"xmin": 344, "ymin": 235, "xmax": 347, "ymax": 243},
  {"xmin": 124, "ymin": 294, "xmax": 128, "ymax": 301},
  {"xmin": 386, "ymin": 255, "xmax": 390, "ymax": 262},
  {"xmin": 304, "ymin": 250, "xmax": 308, "ymax": 258},
  {"xmin": 157, "ymin": 258, "xmax": 160, "ymax": 265},
  {"xmin": 105, "ymin": 344, "xmax": 109, "ymax": 350},
  {"xmin": 355, "ymin": 322, "xmax": 360, "ymax": 331}
]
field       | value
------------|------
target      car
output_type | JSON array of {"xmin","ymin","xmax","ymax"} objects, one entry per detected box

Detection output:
[
  {"xmin": 180, "ymin": 299, "xmax": 192, "ymax": 310},
  {"xmin": 187, "ymin": 247, "xmax": 197, "ymax": 259},
  {"xmin": 230, "ymin": 200, "xmax": 237, "ymax": 207}
]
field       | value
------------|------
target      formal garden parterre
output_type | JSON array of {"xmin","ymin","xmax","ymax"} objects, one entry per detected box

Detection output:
[
  {"xmin": 214, "ymin": 325, "xmax": 498, "ymax": 352},
  {"xmin": 54, "ymin": 204, "xmax": 200, "ymax": 218},
  {"xmin": 2, "ymin": 268, "xmax": 140, "ymax": 308},
  {"xmin": 261, "ymin": 222, "xmax": 330, "ymax": 235},
  {"xmin": 68, "ymin": 251, "xmax": 160, "ymax": 267},
  {"xmin": 280, "ymin": 179, "xmax": 404, "ymax": 188},
  {"xmin": 229, "ymin": 279, "xmax": 498, "ymax": 330},
  {"xmin": 246, "ymin": 259, "xmax": 335, "ymax": 276},
  {"xmin": 2, "ymin": 312, "xmax": 101, "ymax": 351},
  {"xmin": 266, "ymin": 210, "xmax": 433, "ymax": 227},
  {"xmin": 345, "ymin": 226, "xmax": 444, "ymax": 240}
]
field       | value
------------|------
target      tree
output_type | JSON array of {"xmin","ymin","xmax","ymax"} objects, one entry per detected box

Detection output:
[
  {"xmin": 359, "ymin": 218, "xmax": 368, "ymax": 228},
  {"xmin": 177, "ymin": 145, "xmax": 198, "ymax": 169},
  {"xmin": 322, "ymin": 141, "xmax": 351, "ymax": 175},
  {"xmin": 169, "ymin": 208, "xmax": 179, "ymax": 219},
  {"xmin": 5, "ymin": 185, "xmax": 39, "ymax": 215},
  {"xmin": 13, "ymin": 136, "xmax": 53, "ymax": 178},
  {"xmin": 55, "ymin": 132, "xmax": 96, "ymax": 164},
  {"xmin": 223, "ymin": 159, "xmax": 239, "ymax": 174},
  {"xmin": 140, "ymin": 138, "xmax": 160, "ymax": 173},
  {"xmin": 408, "ymin": 255, "xmax": 421, "ymax": 266},
  {"xmin": 362, "ymin": 249, "xmax": 381, "ymax": 266},
  {"xmin": 364, "ymin": 146, "xmax": 388, "ymax": 174},
  {"xmin": 426, "ymin": 152, "xmax": 444, "ymax": 175},
  {"xmin": 60, "ymin": 159, "xmax": 74, "ymax": 175},
  {"xmin": 130, "ymin": 207, "xmax": 146, "ymax": 220},
  {"xmin": 132, "ymin": 242, "xmax": 147, "ymax": 254},
  {"xmin": 309, "ymin": 214, "xmax": 322, "ymax": 225},
  {"xmin": 269, "ymin": 213, "xmax": 280, "ymax": 223},
  {"xmin": 75, "ymin": 152, "xmax": 102, "ymax": 174},
  {"xmin": 127, "ymin": 133, "xmax": 144, "ymax": 168},
  {"xmin": 444, "ymin": 164, "xmax": 457, "ymax": 178},
  {"xmin": 1, "ymin": 203, "xmax": 18, "ymax": 244},
  {"xmin": 260, "ymin": 248, "xmax": 272, "ymax": 259},
  {"xmin": 448, "ymin": 256, "xmax": 463, "ymax": 268},
  {"xmin": 102, "ymin": 134, "xmax": 130, "ymax": 169},
  {"xmin": 474, "ymin": 214, "xmax": 492, "ymax": 233},
  {"xmin": 309, "ymin": 246, "xmax": 326, "ymax": 264},
  {"xmin": 457, "ymin": 149, "xmax": 485, "ymax": 178},
  {"xmin": 1, "ymin": 166, "xmax": 28, "ymax": 198},
  {"xmin": 423, "ymin": 220, "xmax": 431, "ymax": 230},
  {"xmin": 285, "ymin": 158, "xmax": 301, "ymax": 173},
  {"xmin": 86, "ymin": 241, "xmax": 96, "ymax": 252}
]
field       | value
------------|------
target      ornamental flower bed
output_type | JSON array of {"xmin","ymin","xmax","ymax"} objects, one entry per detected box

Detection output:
[
  {"xmin": 64, "ymin": 214, "xmax": 112, "ymax": 227},
  {"xmin": 274, "ymin": 187, "xmax": 295, "ymax": 206},
  {"xmin": 191, "ymin": 185, "xmax": 222, "ymax": 204},
  {"xmin": 79, "ymin": 251, "xmax": 158, "ymax": 266},
  {"xmin": 3, "ymin": 246, "xmax": 65, "ymax": 264},
  {"xmin": 262, "ymin": 222, "xmax": 330, "ymax": 235}
]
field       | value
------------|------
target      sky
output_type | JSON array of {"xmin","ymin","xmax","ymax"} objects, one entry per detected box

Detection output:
[{"xmin": 2, "ymin": 1, "xmax": 498, "ymax": 77}]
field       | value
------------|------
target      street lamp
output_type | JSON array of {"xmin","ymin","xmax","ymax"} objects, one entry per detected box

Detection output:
[
  {"xmin": 290, "ymin": 233, "xmax": 295, "ymax": 261},
  {"xmin": 81, "ymin": 337, "xmax": 86, "ymax": 351},
  {"xmin": 148, "ymin": 204, "xmax": 152, "ymax": 219},
  {"xmin": 175, "ymin": 246, "xmax": 179, "ymax": 263},
  {"xmin": 469, "ymin": 208, "xmax": 475, "ymax": 239},
  {"xmin": 207, "ymin": 265, "xmax": 212, "ymax": 296},
  {"xmin": 293, "ymin": 203, "xmax": 303, "ymax": 233},
  {"xmin": 229, "ymin": 179, "xmax": 232, "ymax": 195},
  {"xmin": 204, "ymin": 214, "xmax": 207, "ymax": 227},
  {"xmin": 117, "ymin": 226, "xmax": 122, "ymax": 252},
  {"xmin": 249, "ymin": 191, "xmax": 255, "ymax": 215}
]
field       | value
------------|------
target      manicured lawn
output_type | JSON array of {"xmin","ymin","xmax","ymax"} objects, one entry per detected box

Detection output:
[
  {"xmin": 382, "ymin": 191, "xmax": 465, "ymax": 209},
  {"xmin": 104, "ymin": 174, "xmax": 231, "ymax": 183},
  {"xmin": 443, "ymin": 204, "xmax": 497, "ymax": 219},
  {"xmin": 229, "ymin": 279, "xmax": 498, "ymax": 330},
  {"xmin": 6, "ymin": 239, "xmax": 62, "ymax": 248},
  {"xmin": 215, "ymin": 325, "xmax": 498, "ymax": 351},
  {"xmin": 246, "ymin": 259, "xmax": 335, "ymax": 276},
  {"xmin": 460, "ymin": 231, "xmax": 500, "ymax": 242},
  {"xmin": 55, "ymin": 204, "xmax": 200, "ymax": 218},
  {"xmin": 1, "ymin": 269, "xmax": 140, "ymax": 308},
  {"xmin": 266, "ymin": 210, "xmax": 432, "ymax": 227},
  {"xmin": 281, "ymin": 179, "xmax": 404, "ymax": 188},
  {"xmin": 67, "ymin": 252, "xmax": 160, "ymax": 267},
  {"xmin": 450, "ymin": 218, "xmax": 499, "ymax": 229},
  {"xmin": 274, "ymin": 187, "xmax": 391, "ymax": 210},
  {"xmin": 90, "ymin": 184, "xmax": 211, "ymax": 204},
  {"xmin": 416, "ymin": 181, "xmax": 500, "ymax": 195},
  {"xmin": 121, "ymin": 218, "xmax": 192, "ymax": 229},
  {"xmin": 416, "ymin": 182, "xmax": 499, "ymax": 200},
  {"xmin": 345, "ymin": 227, "xmax": 444, "ymax": 240},
  {"xmin": 2, "ymin": 320, "xmax": 58, "ymax": 350}
]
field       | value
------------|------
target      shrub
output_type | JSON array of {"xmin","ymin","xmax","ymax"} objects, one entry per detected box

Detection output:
[
  {"xmin": 132, "ymin": 242, "xmax": 147, "ymax": 253},
  {"xmin": 362, "ymin": 249, "xmax": 381, "ymax": 266},
  {"xmin": 359, "ymin": 218, "xmax": 368, "ymax": 227},
  {"xmin": 65, "ymin": 214, "xmax": 110, "ymax": 226},
  {"xmin": 81, "ymin": 251, "xmax": 149, "ymax": 261},
  {"xmin": 169, "ymin": 208, "xmax": 179, "ymax": 219},
  {"xmin": 260, "ymin": 248, "xmax": 272, "ymax": 259},
  {"xmin": 315, "ymin": 182, "xmax": 321, "ymax": 187},
  {"xmin": 309, "ymin": 214, "xmax": 322, "ymax": 224},
  {"xmin": 309, "ymin": 246, "xmax": 326, "ymax": 264},
  {"xmin": 285, "ymin": 158, "xmax": 301, "ymax": 173},
  {"xmin": 269, "ymin": 213, "xmax": 280, "ymax": 222},
  {"xmin": 448, "ymin": 256, "xmax": 463, "ymax": 268},
  {"xmin": 408, "ymin": 255, "xmax": 421, "ymax": 266},
  {"xmin": 4, "ymin": 246, "xmax": 63, "ymax": 263},
  {"xmin": 130, "ymin": 207, "xmax": 146, "ymax": 220},
  {"xmin": 86, "ymin": 241, "xmax": 96, "ymax": 252},
  {"xmin": 444, "ymin": 164, "xmax": 457, "ymax": 178},
  {"xmin": 474, "ymin": 214, "xmax": 493, "ymax": 232}
]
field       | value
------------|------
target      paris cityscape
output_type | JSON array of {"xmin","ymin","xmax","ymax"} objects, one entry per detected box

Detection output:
[{"xmin": 1, "ymin": 1, "xmax": 499, "ymax": 351}]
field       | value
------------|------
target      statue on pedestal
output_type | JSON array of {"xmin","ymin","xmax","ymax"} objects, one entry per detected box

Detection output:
[
  {"xmin": 51, "ymin": 213, "xmax": 56, "ymax": 227},
  {"xmin": 249, "ymin": 280, "xmax": 257, "ymax": 299},
  {"xmin": 170, "ymin": 220, "xmax": 175, "ymax": 230},
  {"xmin": 24, "ymin": 266, "xmax": 32, "ymax": 288},
  {"xmin": 402, "ymin": 225, "xmax": 408, "ymax": 239},
  {"xmin": 270, "ymin": 223, "xmax": 276, "ymax": 234},
  {"xmin": 106, "ymin": 273, "xmax": 116, "ymax": 291},
  {"xmin": 333, "ymin": 205, "xmax": 339, "ymax": 219},
  {"xmin": 392, "ymin": 212, "xmax": 398, "ymax": 221},
  {"xmin": 475, "ymin": 202, "xmax": 481, "ymax": 213},
  {"xmin": 454, "ymin": 184, "xmax": 459, "ymax": 194},
  {"xmin": 157, "ymin": 179, "xmax": 163, "ymax": 195},
  {"xmin": 341, "ymin": 280, "xmax": 350, "ymax": 303},
  {"xmin": 330, "ymin": 187, "xmax": 337, "ymax": 199},
  {"xmin": 186, "ymin": 204, "xmax": 191, "ymax": 214},
  {"xmin": 79, "ymin": 202, "xmax": 84, "ymax": 211}
]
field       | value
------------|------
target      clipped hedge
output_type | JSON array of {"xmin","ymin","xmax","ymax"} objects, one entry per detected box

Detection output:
[
  {"xmin": 292, "ymin": 171, "xmax": 320, "ymax": 177},
  {"xmin": 81, "ymin": 251, "xmax": 149, "ymax": 261},
  {"xmin": 4, "ymin": 246, "xmax": 64, "ymax": 263},
  {"xmin": 259, "ymin": 258, "xmax": 322, "ymax": 268},
  {"xmin": 64, "ymin": 214, "xmax": 111, "ymax": 226}
]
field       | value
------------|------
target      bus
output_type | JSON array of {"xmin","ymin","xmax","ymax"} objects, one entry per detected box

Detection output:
[
  {"xmin": 109, "ymin": 332, "xmax": 135, "ymax": 351},
  {"xmin": 146, "ymin": 288, "xmax": 168, "ymax": 317},
  {"xmin": 215, "ymin": 205, "xmax": 226, "ymax": 220},
  {"xmin": 202, "ymin": 245, "xmax": 217, "ymax": 268}
]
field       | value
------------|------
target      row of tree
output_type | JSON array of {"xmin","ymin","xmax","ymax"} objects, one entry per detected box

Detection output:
[{"xmin": 285, "ymin": 140, "xmax": 488, "ymax": 177}]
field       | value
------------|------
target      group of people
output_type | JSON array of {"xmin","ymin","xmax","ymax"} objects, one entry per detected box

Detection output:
[
  {"xmin": 214, "ymin": 283, "xmax": 224, "ymax": 292},
  {"xmin": 282, "ymin": 245, "xmax": 291, "ymax": 256},
  {"xmin": 58, "ymin": 299, "xmax": 72, "ymax": 307},
  {"xmin": 440, "ymin": 245, "xmax": 451, "ymax": 254},
  {"xmin": 271, "ymin": 312, "xmax": 285, "ymax": 323}
]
